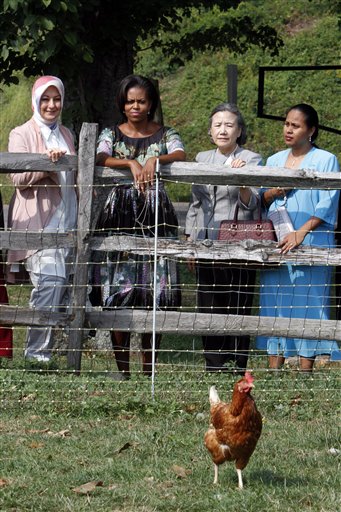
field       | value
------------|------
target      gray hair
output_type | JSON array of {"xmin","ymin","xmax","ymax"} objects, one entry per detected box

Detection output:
[{"xmin": 208, "ymin": 103, "xmax": 247, "ymax": 146}]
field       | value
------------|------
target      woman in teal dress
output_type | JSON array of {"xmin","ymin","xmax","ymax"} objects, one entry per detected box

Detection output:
[
  {"xmin": 93, "ymin": 75, "xmax": 186, "ymax": 378},
  {"xmin": 256, "ymin": 104, "xmax": 340, "ymax": 372}
]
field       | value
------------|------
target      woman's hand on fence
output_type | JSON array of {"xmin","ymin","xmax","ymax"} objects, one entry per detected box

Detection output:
[
  {"xmin": 277, "ymin": 231, "xmax": 305, "ymax": 254},
  {"xmin": 263, "ymin": 187, "xmax": 289, "ymax": 206},
  {"xmin": 46, "ymin": 148, "xmax": 66, "ymax": 162},
  {"xmin": 278, "ymin": 216, "xmax": 322, "ymax": 253},
  {"xmin": 230, "ymin": 158, "xmax": 246, "ymax": 168},
  {"xmin": 141, "ymin": 157, "xmax": 157, "ymax": 187},
  {"xmin": 129, "ymin": 161, "xmax": 144, "ymax": 191}
]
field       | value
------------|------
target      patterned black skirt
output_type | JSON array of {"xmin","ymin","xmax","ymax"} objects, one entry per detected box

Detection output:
[{"xmin": 91, "ymin": 183, "xmax": 181, "ymax": 310}]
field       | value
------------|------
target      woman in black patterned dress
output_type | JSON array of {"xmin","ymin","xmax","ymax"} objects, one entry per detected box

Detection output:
[{"xmin": 94, "ymin": 75, "xmax": 186, "ymax": 377}]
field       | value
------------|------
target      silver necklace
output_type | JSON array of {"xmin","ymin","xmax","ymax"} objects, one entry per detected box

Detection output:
[{"xmin": 288, "ymin": 152, "xmax": 305, "ymax": 168}]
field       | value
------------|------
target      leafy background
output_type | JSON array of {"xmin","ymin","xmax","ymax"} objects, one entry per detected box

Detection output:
[{"xmin": 1, "ymin": 0, "xmax": 340, "ymax": 165}]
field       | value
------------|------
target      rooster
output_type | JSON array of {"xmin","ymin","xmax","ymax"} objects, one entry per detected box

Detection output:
[{"xmin": 204, "ymin": 372, "xmax": 262, "ymax": 489}]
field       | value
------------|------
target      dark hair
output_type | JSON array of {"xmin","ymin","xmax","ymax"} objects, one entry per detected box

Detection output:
[
  {"xmin": 116, "ymin": 74, "xmax": 159, "ymax": 121},
  {"xmin": 208, "ymin": 103, "xmax": 247, "ymax": 145},
  {"xmin": 286, "ymin": 103, "xmax": 319, "ymax": 142}
]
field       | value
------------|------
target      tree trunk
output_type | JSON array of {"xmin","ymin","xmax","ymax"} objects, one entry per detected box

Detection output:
[{"xmin": 64, "ymin": 42, "xmax": 134, "ymax": 137}]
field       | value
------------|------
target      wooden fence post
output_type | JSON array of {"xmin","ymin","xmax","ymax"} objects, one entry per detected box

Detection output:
[
  {"xmin": 227, "ymin": 64, "xmax": 238, "ymax": 104},
  {"xmin": 67, "ymin": 123, "xmax": 98, "ymax": 370}
]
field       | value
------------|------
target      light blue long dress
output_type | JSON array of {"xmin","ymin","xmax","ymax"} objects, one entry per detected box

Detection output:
[{"xmin": 256, "ymin": 147, "xmax": 340, "ymax": 358}]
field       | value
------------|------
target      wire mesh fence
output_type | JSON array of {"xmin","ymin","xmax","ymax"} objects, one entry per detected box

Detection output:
[{"xmin": 0, "ymin": 123, "xmax": 340, "ymax": 410}]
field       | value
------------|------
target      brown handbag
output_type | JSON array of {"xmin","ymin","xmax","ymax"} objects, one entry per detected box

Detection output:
[{"xmin": 218, "ymin": 203, "xmax": 277, "ymax": 242}]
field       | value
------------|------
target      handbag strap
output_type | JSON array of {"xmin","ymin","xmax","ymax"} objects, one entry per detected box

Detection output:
[{"xmin": 233, "ymin": 198, "xmax": 261, "ymax": 223}]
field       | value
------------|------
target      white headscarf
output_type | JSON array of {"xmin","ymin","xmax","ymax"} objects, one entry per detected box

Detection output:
[{"xmin": 31, "ymin": 75, "xmax": 65, "ymax": 128}]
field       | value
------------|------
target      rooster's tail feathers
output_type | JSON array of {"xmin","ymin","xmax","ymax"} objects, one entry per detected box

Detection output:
[{"xmin": 209, "ymin": 386, "xmax": 220, "ymax": 405}]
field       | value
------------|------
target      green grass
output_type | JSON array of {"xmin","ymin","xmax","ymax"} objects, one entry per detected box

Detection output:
[
  {"xmin": 0, "ymin": 362, "xmax": 340, "ymax": 512},
  {"xmin": 2, "ymin": 275, "xmax": 341, "ymax": 511},
  {"xmin": 2, "ymin": 288, "xmax": 340, "ymax": 511},
  {"xmin": 0, "ymin": 77, "xmax": 34, "ymax": 152}
]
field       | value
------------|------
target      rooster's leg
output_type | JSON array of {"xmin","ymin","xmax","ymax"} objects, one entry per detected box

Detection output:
[
  {"xmin": 213, "ymin": 463, "xmax": 219, "ymax": 484},
  {"xmin": 236, "ymin": 468, "xmax": 243, "ymax": 489}
]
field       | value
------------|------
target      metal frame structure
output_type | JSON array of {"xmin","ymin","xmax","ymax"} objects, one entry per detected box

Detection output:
[{"xmin": 257, "ymin": 65, "xmax": 341, "ymax": 135}]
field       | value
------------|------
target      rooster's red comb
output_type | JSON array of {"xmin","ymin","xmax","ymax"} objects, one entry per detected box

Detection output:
[{"xmin": 244, "ymin": 372, "xmax": 254, "ymax": 383}]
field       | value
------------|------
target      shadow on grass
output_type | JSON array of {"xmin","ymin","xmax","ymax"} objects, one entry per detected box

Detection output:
[{"xmin": 250, "ymin": 469, "xmax": 309, "ymax": 487}]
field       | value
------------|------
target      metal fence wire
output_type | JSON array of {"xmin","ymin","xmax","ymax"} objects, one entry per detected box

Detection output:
[{"xmin": 0, "ymin": 123, "xmax": 340, "ymax": 406}]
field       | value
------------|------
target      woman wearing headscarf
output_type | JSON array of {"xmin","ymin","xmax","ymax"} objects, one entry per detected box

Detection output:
[{"xmin": 8, "ymin": 75, "xmax": 77, "ymax": 363}]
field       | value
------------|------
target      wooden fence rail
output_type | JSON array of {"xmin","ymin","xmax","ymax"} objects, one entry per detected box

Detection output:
[{"xmin": 0, "ymin": 122, "xmax": 340, "ymax": 371}]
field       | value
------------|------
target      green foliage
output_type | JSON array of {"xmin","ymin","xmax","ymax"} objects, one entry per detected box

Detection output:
[
  {"xmin": 1, "ymin": 0, "xmax": 340, "ymax": 201},
  {"xmin": 0, "ymin": 1, "xmax": 283, "ymax": 126},
  {"xmin": 164, "ymin": 5, "xmax": 283, "ymax": 67},
  {"xmin": 144, "ymin": 1, "xmax": 341, "ymax": 163},
  {"xmin": 0, "ymin": 78, "xmax": 33, "ymax": 150},
  {"xmin": 0, "ymin": 78, "xmax": 34, "ymax": 202},
  {"xmin": 0, "ymin": 0, "xmax": 94, "ymax": 82},
  {"xmin": 0, "ymin": 1, "xmax": 280, "ymax": 85}
]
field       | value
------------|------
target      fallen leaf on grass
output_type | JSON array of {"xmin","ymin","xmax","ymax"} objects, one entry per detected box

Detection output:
[
  {"xmin": 72, "ymin": 481, "xmax": 104, "ymax": 494},
  {"xmin": 0, "ymin": 478, "xmax": 12, "ymax": 487},
  {"xmin": 26, "ymin": 428, "xmax": 71, "ymax": 437},
  {"xmin": 21, "ymin": 394, "xmax": 36, "ymax": 402},
  {"xmin": 27, "ymin": 428, "xmax": 50, "ymax": 434},
  {"xmin": 144, "ymin": 477, "xmax": 154, "ymax": 483},
  {"xmin": 108, "ymin": 483, "xmax": 119, "ymax": 491},
  {"xmin": 89, "ymin": 391, "xmax": 105, "ymax": 397},
  {"xmin": 159, "ymin": 480, "xmax": 173, "ymax": 489},
  {"xmin": 28, "ymin": 441, "xmax": 44, "ymax": 449},
  {"xmin": 290, "ymin": 395, "xmax": 302, "ymax": 407},
  {"xmin": 184, "ymin": 404, "xmax": 197, "ymax": 413},
  {"xmin": 117, "ymin": 413, "xmax": 135, "ymax": 421},
  {"xmin": 48, "ymin": 429, "xmax": 71, "ymax": 438},
  {"xmin": 328, "ymin": 447, "xmax": 340, "ymax": 455},
  {"xmin": 172, "ymin": 465, "xmax": 192, "ymax": 479}
]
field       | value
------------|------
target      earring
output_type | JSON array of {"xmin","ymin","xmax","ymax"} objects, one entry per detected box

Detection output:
[
  {"xmin": 148, "ymin": 111, "xmax": 150, "ymax": 115},
  {"xmin": 309, "ymin": 136, "xmax": 312, "ymax": 143}
]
